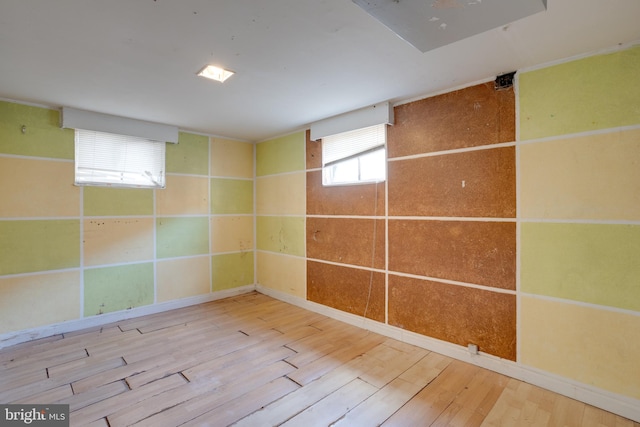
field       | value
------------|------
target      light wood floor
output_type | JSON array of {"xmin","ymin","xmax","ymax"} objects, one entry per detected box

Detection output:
[{"xmin": 1, "ymin": 292, "xmax": 637, "ymax": 427}]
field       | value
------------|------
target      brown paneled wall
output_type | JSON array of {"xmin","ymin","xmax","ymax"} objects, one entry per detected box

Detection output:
[
  {"xmin": 307, "ymin": 217, "xmax": 385, "ymax": 270},
  {"xmin": 387, "ymin": 82, "xmax": 515, "ymax": 157},
  {"xmin": 387, "ymin": 147, "xmax": 516, "ymax": 218},
  {"xmin": 306, "ymin": 83, "xmax": 517, "ymax": 360},
  {"xmin": 388, "ymin": 220, "xmax": 515, "ymax": 290},
  {"xmin": 388, "ymin": 276, "xmax": 516, "ymax": 360}
]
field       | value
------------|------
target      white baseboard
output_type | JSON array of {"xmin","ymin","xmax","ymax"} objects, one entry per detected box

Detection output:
[
  {"xmin": 256, "ymin": 284, "xmax": 640, "ymax": 423},
  {"xmin": 0, "ymin": 285, "xmax": 255, "ymax": 350}
]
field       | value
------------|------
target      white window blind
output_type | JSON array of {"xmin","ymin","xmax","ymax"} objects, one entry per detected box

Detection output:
[
  {"xmin": 322, "ymin": 123, "xmax": 386, "ymax": 186},
  {"xmin": 75, "ymin": 129, "xmax": 166, "ymax": 188},
  {"xmin": 322, "ymin": 124, "xmax": 386, "ymax": 166}
]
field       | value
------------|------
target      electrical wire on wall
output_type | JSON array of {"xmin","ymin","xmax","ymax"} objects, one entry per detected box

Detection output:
[{"xmin": 362, "ymin": 180, "xmax": 379, "ymax": 323}]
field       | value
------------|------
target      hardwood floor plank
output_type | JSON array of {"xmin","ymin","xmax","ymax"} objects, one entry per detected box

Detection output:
[
  {"xmin": 136, "ymin": 310, "xmax": 227, "ymax": 334},
  {"xmin": 333, "ymin": 351, "xmax": 453, "ymax": 426},
  {"xmin": 286, "ymin": 321, "xmax": 375, "ymax": 359},
  {"xmin": 6, "ymin": 326, "xmax": 125, "ymax": 363},
  {"xmin": 83, "ymin": 326, "xmax": 184, "ymax": 360},
  {"xmin": 181, "ymin": 377, "xmax": 299, "ymax": 427},
  {"xmin": 432, "ymin": 368, "xmax": 510, "ymax": 426},
  {"xmin": 381, "ymin": 359, "xmax": 481, "ymax": 426},
  {"xmin": 398, "ymin": 350, "xmax": 453, "ymax": 386},
  {"xmin": 10, "ymin": 384, "xmax": 74, "ymax": 405},
  {"xmin": 548, "ymin": 393, "xmax": 587, "ymax": 427},
  {"xmin": 1, "ymin": 292, "xmax": 637, "ymax": 427},
  {"xmin": 66, "ymin": 380, "xmax": 129, "ymax": 411},
  {"xmin": 131, "ymin": 362, "xmax": 298, "ymax": 427},
  {"xmin": 0, "ymin": 357, "xmax": 126, "ymax": 403},
  {"xmin": 183, "ymin": 346, "xmax": 296, "ymax": 383},
  {"xmin": 121, "ymin": 331, "xmax": 264, "ymax": 389},
  {"xmin": 47, "ymin": 355, "xmax": 126, "ymax": 379},
  {"xmin": 287, "ymin": 332, "xmax": 386, "ymax": 386},
  {"xmin": 281, "ymin": 378, "xmax": 379, "ymax": 427},
  {"xmin": 71, "ymin": 354, "xmax": 177, "ymax": 394},
  {"xmin": 0, "ymin": 367, "xmax": 48, "ymax": 393},
  {"xmin": 69, "ymin": 373, "xmax": 188, "ymax": 426},
  {"xmin": 582, "ymin": 406, "xmax": 640, "ymax": 427},
  {"xmin": 258, "ymin": 307, "xmax": 326, "ymax": 333},
  {"xmin": 233, "ymin": 347, "xmax": 388, "ymax": 427},
  {"xmin": 2, "ymin": 347, "xmax": 89, "ymax": 374},
  {"xmin": 182, "ymin": 336, "xmax": 288, "ymax": 379},
  {"xmin": 127, "ymin": 325, "xmax": 250, "ymax": 362},
  {"xmin": 108, "ymin": 361, "xmax": 295, "ymax": 427},
  {"xmin": 63, "ymin": 324, "xmax": 122, "ymax": 338},
  {"xmin": 481, "ymin": 379, "xmax": 552, "ymax": 426},
  {"xmin": 358, "ymin": 342, "xmax": 429, "ymax": 388},
  {"xmin": 332, "ymin": 377, "xmax": 423, "ymax": 427},
  {"xmin": 84, "ymin": 417, "xmax": 109, "ymax": 427},
  {"xmin": 0, "ymin": 334, "xmax": 64, "ymax": 362}
]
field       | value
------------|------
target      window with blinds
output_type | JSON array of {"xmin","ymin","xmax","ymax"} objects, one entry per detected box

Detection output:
[
  {"xmin": 322, "ymin": 123, "xmax": 386, "ymax": 186},
  {"xmin": 75, "ymin": 129, "xmax": 166, "ymax": 188}
]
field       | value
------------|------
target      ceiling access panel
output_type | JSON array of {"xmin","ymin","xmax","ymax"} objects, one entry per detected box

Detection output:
[{"xmin": 352, "ymin": 0, "xmax": 547, "ymax": 52}]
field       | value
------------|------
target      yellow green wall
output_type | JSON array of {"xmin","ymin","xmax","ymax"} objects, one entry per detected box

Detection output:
[
  {"xmin": 0, "ymin": 103, "xmax": 254, "ymax": 334},
  {"xmin": 518, "ymin": 44, "xmax": 640, "ymax": 400},
  {"xmin": 255, "ymin": 131, "xmax": 306, "ymax": 298}
]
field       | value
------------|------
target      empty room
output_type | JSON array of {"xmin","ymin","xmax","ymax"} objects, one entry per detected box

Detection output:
[{"xmin": 1, "ymin": 1, "xmax": 639, "ymax": 426}]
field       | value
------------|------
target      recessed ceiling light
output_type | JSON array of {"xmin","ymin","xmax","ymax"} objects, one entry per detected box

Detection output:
[{"xmin": 197, "ymin": 65, "xmax": 234, "ymax": 83}]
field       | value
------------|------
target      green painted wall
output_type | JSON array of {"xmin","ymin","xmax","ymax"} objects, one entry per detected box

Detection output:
[
  {"xmin": 256, "ymin": 132, "xmax": 305, "ymax": 176},
  {"xmin": 0, "ymin": 220, "xmax": 80, "ymax": 275},
  {"xmin": 166, "ymin": 132, "xmax": 209, "ymax": 175},
  {"xmin": 210, "ymin": 178, "xmax": 254, "ymax": 214},
  {"xmin": 157, "ymin": 217, "xmax": 210, "ymax": 258},
  {"xmin": 84, "ymin": 187, "xmax": 154, "ymax": 216},
  {"xmin": 522, "ymin": 222, "xmax": 640, "ymax": 312},
  {"xmin": 519, "ymin": 45, "xmax": 640, "ymax": 140},
  {"xmin": 0, "ymin": 102, "xmax": 74, "ymax": 159},
  {"xmin": 84, "ymin": 263, "xmax": 154, "ymax": 315},
  {"xmin": 211, "ymin": 253, "xmax": 254, "ymax": 291},
  {"xmin": 256, "ymin": 216, "xmax": 305, "ymax": 257}
]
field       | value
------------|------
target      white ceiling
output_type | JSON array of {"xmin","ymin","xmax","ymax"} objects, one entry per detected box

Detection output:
[{"xmin": 1, "ymin": 0, "xmax": 639, "ymax": 142}]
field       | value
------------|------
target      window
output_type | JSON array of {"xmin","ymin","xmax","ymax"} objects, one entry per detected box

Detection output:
[
  {"xmin": 322, "ymin": 123, "xmax": 387, "ymax": 186},
  {"xmin": 75, "ymin": 129, "xmax": 166, "ymax": 188}
]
